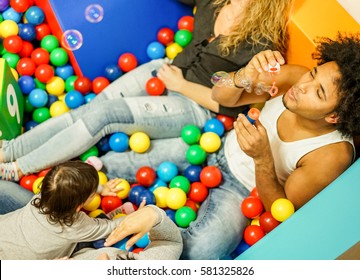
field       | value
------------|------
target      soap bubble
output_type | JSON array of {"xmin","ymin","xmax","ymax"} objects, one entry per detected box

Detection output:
[
  {"xmin": 85, "ymin": 4, "xmax": 104, "ymax": 23},
  {"xmin": 61, "ymin": 29, "xmax": 83, "ymax": 51},
  {"xmin": 210, "ymin": 71, "xmax": 233, "ymax": 87}
]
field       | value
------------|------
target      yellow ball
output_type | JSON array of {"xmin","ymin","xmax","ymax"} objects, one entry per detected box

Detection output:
[
  {"xmin": 88, "ymin": 208, "xmax": 105, "ymax": 218},
  {"xmin": 32, "ymin": 176, "xmax": 44, "ymax": 194},
  {"xmin": 46, "ymin": 76, "xmax": 65, "ymax": 96},
  {"xmin": 129, "ymin": 132, "xmax": 151, "ymax": 153},
  {"xmin": 49, "ymin": 100, "xmax": 70, "ymax": 117},
  {"xmin": 251, "ymin": 217, "xmax": 260, "ymax": 226},
  {"xmin": 271, "ymin": 198, "xmax": 295, "ymax": 222},
  {"xmin": 83, "ymin": 193, "xmax": 101, "ymax": 212},
  {"xmin": 166, "ymin": 188, "xmax": 187, "ymax": 210},
  {"xmin": 116, "ymin": 179, "xmax": 131, "ymax": 199},
  {"xmin": 153, "ymin": 186, "xmax": 170, "ymax": 208},
  {"xmin": 199, "ymin": 132, "xmax": 221, "ymax": 153},
  {"xmin": 0, "ymin": 20, "xmax": 19, "ymax": 38},
  {"xmin": 10, "ymin": 68, "xmax": 19, "ymax": 81},
  {"xmin": 98, "ymin": 171, "xmax": 108, "ymax": 185},
  {"xmin": 112, "ymin": 213, "xmax": 127, "ymax": 220},
  {"xmin": 166, "ymin": 42, "xmax": 183, "ymax": 60}
]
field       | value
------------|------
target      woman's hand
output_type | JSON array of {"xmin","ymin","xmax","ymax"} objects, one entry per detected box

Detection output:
[
  {"xmin": 246, "ymin": 50, "xmax": 285, "ymax": 73},
  {"xmin": 104, "ymin": 205, "xmax": 158, "ymax": 250},
  {"xmin": 101, "ymin": 178, "xmax": 123, "ymax": 197},
  {"xmin": 157, "ymin": 63, "xmax": 187, "ymax": 92}
]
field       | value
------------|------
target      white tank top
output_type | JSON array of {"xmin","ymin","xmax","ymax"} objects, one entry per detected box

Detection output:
[{"xmin": 224, "ymin": 96, "xmax": 354, "ymax": 191}]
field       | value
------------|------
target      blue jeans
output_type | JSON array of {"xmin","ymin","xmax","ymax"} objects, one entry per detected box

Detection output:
[
  {"xmin": 1, "ymin": 59, "xmax": 211, "ymax": 174},
  {"xmin": 0, "ymin": 180, "xmax": 33, "ymax": 214},
  {"xmin": 101, "ymin": 138, "xmax": 250, "ymax": 260}
]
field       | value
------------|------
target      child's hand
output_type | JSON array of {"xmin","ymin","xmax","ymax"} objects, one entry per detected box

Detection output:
[{"xmin": 101, "ymin": 178, "xmax": 123, "ymax": 197}]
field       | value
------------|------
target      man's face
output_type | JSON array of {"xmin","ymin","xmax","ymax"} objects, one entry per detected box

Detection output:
[{"xmin": 283, "ymin": 61, "xmax": 341, "ymax": 121}]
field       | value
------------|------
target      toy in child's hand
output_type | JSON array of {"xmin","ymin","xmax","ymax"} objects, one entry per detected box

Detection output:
[{"xmin": 246, "ymin": 108, "xmax": 260, "ymax": 124}]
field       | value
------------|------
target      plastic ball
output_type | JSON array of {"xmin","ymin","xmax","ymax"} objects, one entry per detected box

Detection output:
[
  {"xmin": 136, "ymin": 166, "xmax": 156, "ymax": 187},
  {"xmin": 16, "ymin": 57, "xmax": 36, "ymax": 76},
  {"xmin": 145, "ymin": 77, "xmax": 165, "ymax": 96},
  {"xmin": 18, "ymin": 75, "xmax": 35, "ymax": 94},
  {"xmin": 129, "ymin": 132, "xmax": 150, "ymax": 153},
  {"xmin": 183, "ymin": 164, "xmax": 202, "ymax": 182},
  {"xmin": 79, "ymin": 145, "xmax": 99, "ymax": 161},
  {"xmin": 243, "ymin": 225, "xmax": 265, "ymax": 246},
  {"xmin": 188, "ymin": 181, "xmax": 208, "ymax": 203},
  {"xmin": 128, "ymin": 185, "xmax": 146, "ymax": 205},
  {"xmin": 32, "ymin": 107, "xmax": 50, "ymax": 123},
  {"xmin": 74, "ymin": 76, "xmax": 92, "ymax": 94},
  {"xmin": 166, "ymin": 187, "xmax": 187, "ymax": 210},
  {"xmin": 18, "ymin": 22, "xmax": 36, "ymax": 41},
  {"xmin": 49, "ymin": 100, "xmax": 69, "ymax": 117},
  {"xmin": 104, "ymin": 64, "xmax": 122, "ymax": 82},
  {"xmin": 31, "ymin": 47, "xmax": 50, "ymax": 65},
  {"xmin": 165, "ymin": 209, "xmax": 176, "ymax": 223},
  {"xmin": 175, "ymin": 206, "xmax": 196, "ymax": 228},
  {"xmin": 46, "ymin": 76, "xmax": 65, "ymax": 96},
  {"xmin": 181, "ymin": 124, "xmax": 201, "ymax": 145},
  {"xmin": 0, "ymin": 19, "xmax": 19, "ymax": 38},
  {"xmin": 200, "ymin": 165, "xmax": 222, "ymax": 188},
  {"xmin": 65, "ymin": 75, "xmax": 77, "ymax": 92},
  {"xmin": 174, "ymin": 29, "xmax": 192, "ymax": 47},
  {"xmin": 34, "ymin": 64, "xmax": 54, "ymax": 83},
  {"xmin": 24, "ymin": 120, "xmax": 38, "ymax": 131},
  {"xmin": 84, "ymin": 156, "xmax": 103, "ymax": 171},
  {"xmin": 204, "ymin": 118, "xmax": 225, "ymax": 137},
  {"xmin": 35, "ymin": 22, "xmax": 51, "ymax": 41},
  {"xmin": 28, "ymin": 88, "xmax": 48, "ymax": 108},
  {"xmin": 153, "ymin": 186, "xmax": 169, "ymax": 208},
  {"xmin": 259, "ymin": 211, "xmax": 280, "ymax": 233},
  {"xmin": 25, "ymin": 6, "xmax": 45, "ymax": 25},
  {"xmin": 18, "ymin": 40, "xmax": 34, "ymax": 57},
  {"xmin": 40, "ymin": 34, "xmax": 59, "ymax": 52},
  {"xmin": 231, "ymin": 239, "xmax": 250, "ymax": 257},
  {"xmin": 186, "ymin": 144, "xmax": 207, "ymax": 165},
  {"xmin": 116, "ymin": 179, "xmax": 131, "ymax": 199},
  {"xmin": 178, "ymin": 15, "xmax": 194, "ymax": 32},
  {"xmin": 156, "ymin": 161, "xmax": 178, "ymax": 182},
  {"xmin": 157, "ymin": 27, "xmax": 174, "ymax": 45},
  {"xmin": 55, "ymin": 64, "xmax": 74, "ymax": 80},
  {"xmin": 250, "ymin": 187, "xmax": 259, "ymax": 197},
  {"xmin": 85, "ymin": 93, "xmax": 96, "ymax": 103},
  {"xmin": 32, "ymin": 176, "xmax": 44, "ymax": 194},
  {"xmin": 241, "ymin": 196, "xmax": 264, "ymax": 219},
  {"xmin": 83, "ymin": 193, "xmax": 101, "ymax": 211},
  {"xmin": 50, "ymin": 47, "xmax": 68, "ymax": 67},
  {"xmin": 88, "ymin": 209, "xmax": 105, "ymax": 218},
  {"xmin": 135, "ymin": 233, "xmax": 150, "ymax": 248},
  {"xmin": 118, "ymin": 52, "xmax": 137, "ymax": 72},
  {"xmin": 136, "ymin": 189, "xmax": 156, "ymax": 206},
  {"xmin": 271, "ymin": 198, "xmax": 295, "ymax": 222},
  {"xmin": 113, "ymin": 236, "xmax": 133, "ymax": 251},
  {"xmin": 64, "ymin": 89, "xmax": 85, "ymax": 109},
  {"xmin": 3, "ymin": 7, "xmax": 22, "ymax": 23},
  {"xmin": 3, "ymin": 34, "xmax": 23, "ymax": 53},
  {"xmin": 148, "ymin": 178, "xmax": 167, "ymax": 192},
  {"xmin": 92, "ymin": 76, "xmax": 110, "ymax": 94},
  {"xmin": 199, "ymin": 132, "xmax": 221, "ymax": 153},
  {"xmin": 2, "ymin": 52, "xmax": 20, "ymax": 68},
  {"xmin": 165, "ymin": 42, "xmax": 183, "ymax": 60},
  {"xmin": 109, "ymin": 132, "xmax": 129, "ymax": 152},
  {"xmin": 216, "ymin": 114, "xmax": 235, "ymax": 131},
  {"xmin": 20, "ymin": 174, "xmax": 38, "ymax": 192},
  {"xmin": 10, "ymin": 0, "xmax": 31, "ymax": 13},
  {"xmin": 92, "ymin": 239, "xmax": 105, "ymax": 249},
  {"xmin": 184, "ymin": 198, "xmax": 199, "ymax": 213},
  {"xmin": 101, "ymin": 196, "xmax": 122, "ymax": 214},
  {"xmin": 169, "ymin": 175, "xmax": 190, "ymax": 194},
  {"xmin": 97, "ymin": 171, "xmax": 108, "ymax": 185},
  {"xmin": 146, "ymin": 41, "xmax": 165, "ymax": 59}
]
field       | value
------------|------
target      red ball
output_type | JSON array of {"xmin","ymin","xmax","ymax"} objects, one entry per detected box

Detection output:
[
  {"xmin": 35, "ymin": 23, "xmax": 51, "ymax": 41},
  {"xmin": 135, "ymin": 166, "xmax": 156, "ymax": 187},
  {"xmin": 157, "ymin": 27, "xmax": 175, "ymax": 45},
  {"xmin": 199, "ymin": 166, "xmax": 222, "ymax": 188},
  {"xmin": 216, "ymin": 114, "xmax": 234, "ymax": 131},
  {"xmin": 184, "ymin": 198, "xmax": 199, "ymax": 213},
  {"xmin": 10, "ymin": 0, "xmax": 31, "ymax": 13},
  {"xmin": 118, "ymin": 53, "xmax": 138, "ymax": 72},
  {"xmin": 18, "ymin": 41, "xmax": 34, "ymax": 57},
  {"xmin": 35, "ymin": 64, "xmax": 54, "ymax": 83},
  {"xmin": 31, "ymin": 47, "xmax": 50, "ymax": 65},
  {"xmin": 178, "ymin": 15, "xmax": 194, "ymax": 32},
  {"xmin": 92, "ymin": 76, "xmax": 110, "ymax": 94},
  {"xmin": 243, "ymin": 225, "xmax": 265, "ymax": 246},
  {"xmin": 188, "ymin": 181, "xmax": 208, "ymax": 203},
  {"xmin": 132, "ymin": 247, "xmax": 144, "ymax": 254},
  {"xmin": 74, "ymin": 76, "xmax": 92, "ymax": 95},
  {"xmin": 20, "ymin": 174, "xmax": 38, "ymax": 192},
  {"xmin": 16, "ymin": 57, "xmax": 36, "ymax": 76},
  {"xmin": 241, "ymin": 196, "xmax": 264, "ymax": 219},
  {"xmin": 259, "ymin": 211, "xmax": 280, "ymax": 233},
  {"xmin": 145, "ymin": 77, "xmax": 165, "ymax": 96},
  {"xmin": 37, "ymin": 168, "xmax": 51, "ymax": 178},
  {"xmin": 250, "ymin": 187, "xmax": 259, "ymax": 198},
  {"xmin": 101, "ymin": 196, "xmax": 122, "ymax": 214},
  {"xmin": 3, "ymin": 35, "xmax": 23, "ymax": 53}
]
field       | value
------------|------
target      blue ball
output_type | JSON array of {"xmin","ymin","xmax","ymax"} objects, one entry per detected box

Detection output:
[
  {"xmin": 18, "ymin": 23, "xmax": 36, "ymax": 41},
  {"xmin": 128, "ymin": 185, "xmax": 146, "ymax": 205},
  {"xmin": 109, "ymin": 132, "xmax": 129, "ymax": 152},
  {"xmin": 104, "ymin": 64, "xmax": 122, "ymax": 82},
  {"xmin": 25, "ymin": 120, "xmax": 39, "ymax": 131},
  {"xmin": 183, "ymin": 165, "xmax": 202, "ymax": 182},
  {"xmin": 93, "ymin": 239, "xmax": 105, "ymax": 249},
  {"xmin": 18, "ymin": 75, "xmax": 35, "ymax": 94},
  {"xmin": 156, "ymin": 161, "xmax": 178, "ymax": 182},
  {"xmin": 85, "ymin": 92, "xmax": 97, "ymax": 103},
  {"xmin": 25, "ymin": 6, "xmax": 45, "ymax": 25},
  {"xmin": 146, "ymin": 41, "xmax": 166, "ymax": 60},
  {"xmin": 165, "ymin": 209, "xmax": 176, "ymax": 223},
  {"xmin": 96, "ymin": 136, "xmax": 112, "ymax": 153},
  {"xmin": 135, "ymin": 233, "xmax": 150, "ymax": 248},
  {"xmin": 136, "ymin": 189, "xmax": 156, "ymax": 206},
  {"xmin": 148, "ymin": 178, "xmax": 167, "ymax": 192},
  {"xmin": 55, "ymin": 64, "xmax": 74, "ymax": 80},
  {"xmin": 64, "ymin": 90, "xmax": 85, "ymax": 109},
  {"xmin": 47, "ymin": 94, "xmax": 59, "ymax": 107},
  {"xmin": 28, "ymin": 88, "xmax": 48, "ymax": 108},
  {"xmin": 113, "ymin": 236, "xmax": 133, "ymax": 251},
  {"xmin": 204, "ymin": 118, "xmax": 225, "ymax": 137},
  {"xmin": 2, "ymin": 7, "xmax": 22, "ymax": 23},
  {"xmin": 231, "ymin": 239, "xmax": 250, "ymax": 257}
]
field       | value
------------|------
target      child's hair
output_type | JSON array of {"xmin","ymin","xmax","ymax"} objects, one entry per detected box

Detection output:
[{"xmin": 31, "ymin": 161, "xmax": 99, "ymax": 226}]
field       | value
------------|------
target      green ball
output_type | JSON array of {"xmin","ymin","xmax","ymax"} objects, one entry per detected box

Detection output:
[
  {"xmin": 80, "ymin": 146, "xmax": 99, "ymax": 161},
  {"xmin": 174, "ymin": 29, "xmax": 193, "ymax": 47},
  {"xmin": 24, "ymin": 96, "xmax": 35, "ymax": 113},
  {"xmin": 175, "ymin": 206, "xmax": 197, "ymax": 228},
  {"xmin": 169, "ymin": 175, "xmax": 191, "ymax": 194},
  {"xmin": 181, "ymin": 124, "xmax": 201, "ymax": 145},
  {"xmin": 32, "ymin": 107, "xmax": 51, "ymax": 123},
  {"xmin": 65, "ymin": 75, "xmax": 78, "ymax": 92},
  {"xmin": 34, "ymin": 78, "xmax": 46, "ymax": 90},
  {"xmin": 50, "ymin": 48, "xmax": 69, "ymax": 67},
  {"xmin": 2, "ymin": 52, "xmax": 20, "ymax": 68},
  {"xmin": 186, "ymin": 144, "xmax": 207, "ymax": 165},
  {"xmin": 40, "ymin": 35, "xmax": 59, "ymax": 52}
]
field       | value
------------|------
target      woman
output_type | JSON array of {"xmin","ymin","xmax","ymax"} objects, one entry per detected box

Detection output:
[{"xmin": 0, "ymin": 0, "xmax": 293, "ymax": 181}]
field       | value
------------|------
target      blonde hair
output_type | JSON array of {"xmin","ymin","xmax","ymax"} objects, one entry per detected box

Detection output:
[{"xmin": 213, "ymin": 0, "xmax": 294, "ymax": 57}]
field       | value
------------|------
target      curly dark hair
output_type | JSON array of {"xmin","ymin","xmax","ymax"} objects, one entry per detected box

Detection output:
[
  {"xmin": 312, "ymin": 32, "xmax": 360, "ymax": 137},
  {"xmin": 31, "ymin": 161, "xmax": 99, "ymax": 227}
]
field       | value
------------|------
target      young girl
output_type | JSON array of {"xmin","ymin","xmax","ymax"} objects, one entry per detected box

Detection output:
[{"xmin": 0, "ymin": 161, "xmax": 182, "ymax": 260}]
